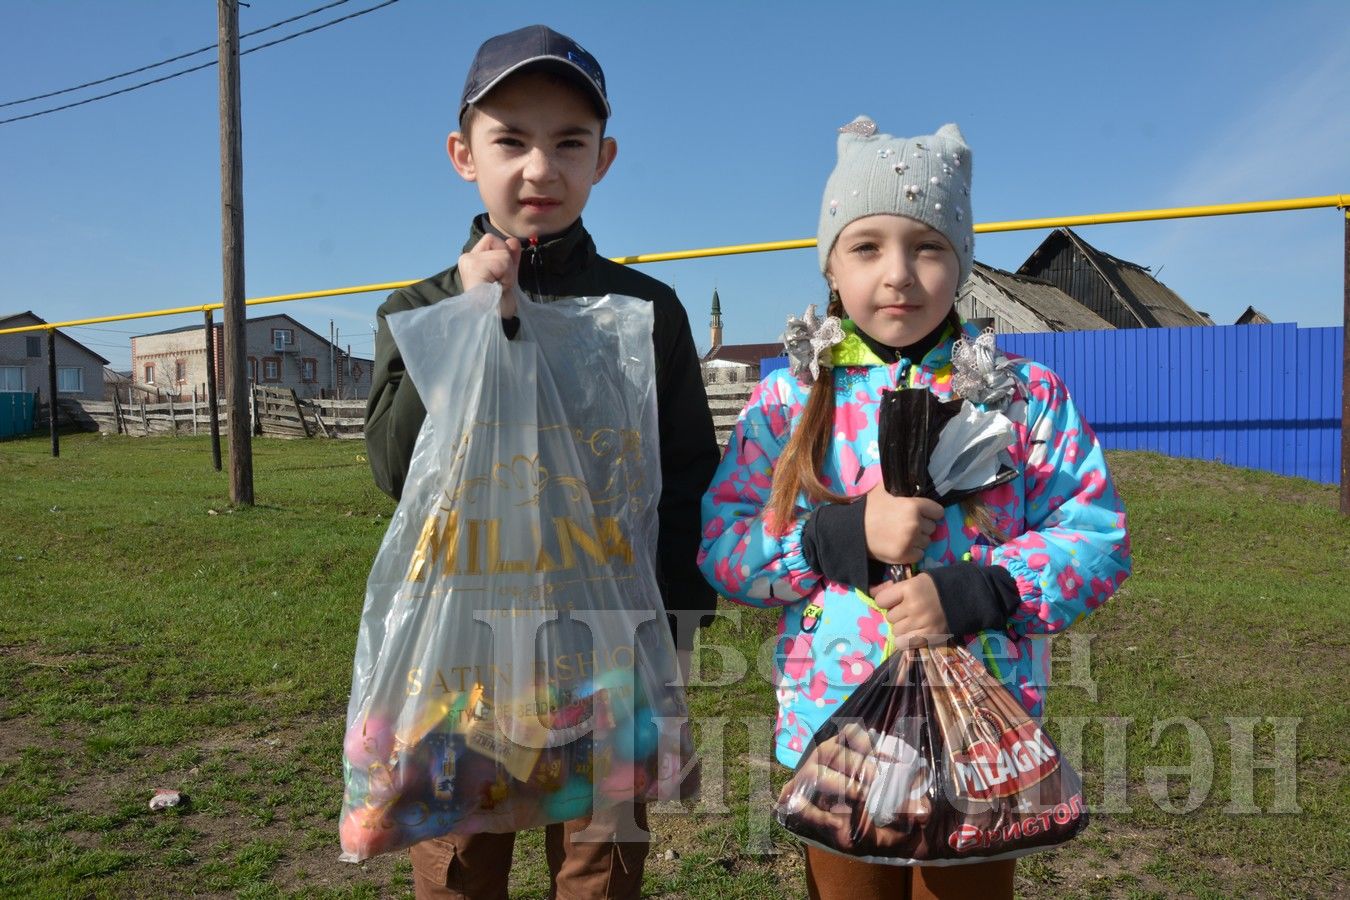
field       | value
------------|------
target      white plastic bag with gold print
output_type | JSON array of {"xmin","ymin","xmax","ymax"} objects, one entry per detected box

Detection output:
[{"xmin": 340, "ymin": 285, "xmax": 690, "ymax": 860}]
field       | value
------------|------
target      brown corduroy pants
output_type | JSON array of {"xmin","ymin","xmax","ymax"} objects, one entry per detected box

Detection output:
[
  {"xmin": 804, "ymin": 845, "xmax": 1015, "ymax": 900},
  {"xmin": 409, "ymin": 803, "xmax": 649, "ymax": 900}
]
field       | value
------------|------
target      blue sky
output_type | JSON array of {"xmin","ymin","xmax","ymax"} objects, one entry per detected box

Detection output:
[{"xmin": 2, "ymin": 0, "xmax": 1347, "ymax": 371}]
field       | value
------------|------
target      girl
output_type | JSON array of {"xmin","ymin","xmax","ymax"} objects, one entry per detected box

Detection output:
[{"xmin": 698, "ymin": 118, "xmax": 1131, "ymax": 900}]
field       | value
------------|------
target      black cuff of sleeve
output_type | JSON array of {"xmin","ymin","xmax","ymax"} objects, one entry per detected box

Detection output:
[
  {"xmin": 801, "ymin": 499, "xmax": 870, "ymax": 591},
  {"xmin": 501, "ymin": 316, "xmax": 521, "ymax": 339},
  {"xmin": 927, "ymin": 563, "xmax": 1021, "ymax": 637}
]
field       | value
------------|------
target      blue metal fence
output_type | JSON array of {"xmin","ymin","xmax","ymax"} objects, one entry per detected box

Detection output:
[
  {"xmin": 759, "ymin": 323, "xmax": 1344, "ymax": 484},
  {"xmin": 1, "ymin": 392, "xmax": 36, "ymax": 440}
]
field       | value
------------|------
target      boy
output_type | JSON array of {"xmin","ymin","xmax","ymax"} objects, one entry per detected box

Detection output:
[{"xmin": 363, "ymin": 24, "xmax": 719, "ymax": 899}]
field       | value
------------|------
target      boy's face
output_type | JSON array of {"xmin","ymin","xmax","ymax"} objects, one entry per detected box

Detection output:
[{"xmin": 448, "ymin": 71, "xmax": 616, "ymax": 240}]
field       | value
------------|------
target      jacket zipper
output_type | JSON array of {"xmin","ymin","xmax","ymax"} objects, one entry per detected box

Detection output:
[{"xmin": 527, "ymin": 235, "xmax": 545, "ymax": 302}]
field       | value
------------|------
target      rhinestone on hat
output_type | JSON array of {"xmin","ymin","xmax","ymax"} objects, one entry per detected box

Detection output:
[
  {"xmin": 893, "ymin": 162, "xmax": 907, "ymax": 174},
  {"xmin": 829, "ymin": 199, "xmax": 839, "ymax": 216},
  {"xmin": 839, "ymin": 119, "xmax": 877, "ymax": 137},
  {"xmin": 930, "ymin": 176, "xmax": 939, "ymax": 185},
  {"xmin": 878, "ymin": 148, "xmax": 891, "ymax": 158}
]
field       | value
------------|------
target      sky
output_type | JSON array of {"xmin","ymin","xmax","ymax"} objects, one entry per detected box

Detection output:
[{"xmin": 2, "ymin": 0, "xmax": 1347, "ymax": 371}]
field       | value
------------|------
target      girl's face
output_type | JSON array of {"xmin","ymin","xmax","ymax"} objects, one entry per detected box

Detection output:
[{"xmin": 827, "ymin": 214, "xmax": 960, "ymax": 349}]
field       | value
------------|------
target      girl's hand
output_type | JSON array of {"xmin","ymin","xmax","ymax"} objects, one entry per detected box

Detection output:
[
  {"xmin": 869, "ymin": 574, "xmax": 949, "ymax": 648},
  {"xmin": 863, "ymin": 484, "xmax": 944, "ymax": 565},
  {"xmin": 459, "ymin": 233, "xmax": 522, "ymax": 318}
]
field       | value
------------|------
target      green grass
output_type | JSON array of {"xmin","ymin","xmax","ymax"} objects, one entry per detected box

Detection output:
[{"xmin": 0, "ymin": 434, "xmax": 1346, "ymax": 898}]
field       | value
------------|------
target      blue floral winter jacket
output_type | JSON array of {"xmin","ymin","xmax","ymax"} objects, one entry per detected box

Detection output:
[{"xmin": 697, "ymin": 322, "xmax": 1131, "ymax": 768}]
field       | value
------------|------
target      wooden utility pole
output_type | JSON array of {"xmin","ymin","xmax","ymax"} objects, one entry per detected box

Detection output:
[
  {"xmin": 219, "ymin": 0, "xmax": 253, "ymax": 504},
  {"xmin": 204, "ymin": 308, "xmax": 222, "ymax": 471}
]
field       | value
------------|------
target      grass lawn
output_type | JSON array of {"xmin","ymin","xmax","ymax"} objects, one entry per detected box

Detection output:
[{"xmin": 0, "ymin": 433, "xmax": 1346, "ymax": 898}]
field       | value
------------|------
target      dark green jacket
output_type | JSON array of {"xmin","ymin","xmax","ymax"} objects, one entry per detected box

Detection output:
[{"xmin": 365, "ymin": 215, "xmax": 719, "ymax": 632}]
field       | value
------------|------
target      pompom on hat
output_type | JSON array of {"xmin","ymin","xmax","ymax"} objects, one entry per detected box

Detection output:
[{"xmin": 817, "ymin": 117, "xmax": 974, "ymax": 285}]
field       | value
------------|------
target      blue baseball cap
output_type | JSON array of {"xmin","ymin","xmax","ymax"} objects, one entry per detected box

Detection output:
[{"xmin": 460, "ymin": 24, "xmax": 610, "ymax": 121}]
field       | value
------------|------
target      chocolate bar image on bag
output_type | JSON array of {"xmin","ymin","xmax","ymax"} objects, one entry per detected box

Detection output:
[{"xmin": 775, "ymin": 645, "xmax": 1090, "ymax": 865}]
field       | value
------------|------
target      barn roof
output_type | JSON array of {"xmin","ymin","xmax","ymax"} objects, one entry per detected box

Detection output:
[
  {"xmin": 1019, "ymin": 228, "xmax": 1209, "ymax": 328},
  {"xmin": 967, "ymin": 263, "xmax": 1114, "ymax": 331}
]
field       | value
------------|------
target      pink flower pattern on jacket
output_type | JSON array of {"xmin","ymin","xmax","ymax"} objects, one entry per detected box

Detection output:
[{"xmin": 697, "ymin": 321, "xmax": 1131, "ymax": 768}]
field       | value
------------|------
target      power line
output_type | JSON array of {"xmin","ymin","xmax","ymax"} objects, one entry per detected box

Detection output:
[
  {"xmin": 0, "ymin": 0, "xmax": 352, "ymax": 110},
  {"xmin": 77, "ymin": 325, "xmax": 157, "ymax": 335},
  {"xmin": 0, "ymin": 0, "xmax": 398, "ymax": 127}
]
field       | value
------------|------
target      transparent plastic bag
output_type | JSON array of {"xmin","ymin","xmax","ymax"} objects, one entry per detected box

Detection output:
[
  {"xmin": 776, "ymin": 639, "xmax": 1087, "ymax": 866},
  {"xmin": 340, "ymin": 285, "xmax": 692, "ymax": 861}
]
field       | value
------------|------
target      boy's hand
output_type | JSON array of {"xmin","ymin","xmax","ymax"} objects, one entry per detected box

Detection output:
[
  {"xmin": 870, "ymin": 574, "xmax": 949, "ymax": 648},
  {"xmin": 863, "ymin": 484, "xmax": 943, "ymax": 565},
  {"xmin": 459, "ymin": 233, "xmax": 522, "ymax": 319}
]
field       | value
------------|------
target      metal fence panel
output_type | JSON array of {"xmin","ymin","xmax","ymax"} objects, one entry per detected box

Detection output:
[
  {"xmin": 1, "ymin": 392, "xmax": 36, "ymax": 439},
  {"xmin": 757, "ymin": 322, "xmax": 1343, "ymax": 484}
]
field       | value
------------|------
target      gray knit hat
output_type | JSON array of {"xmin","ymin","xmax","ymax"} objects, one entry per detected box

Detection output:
[{"xmin": 817, "ymin": 117, "xmax": 974, "ymax": 285}]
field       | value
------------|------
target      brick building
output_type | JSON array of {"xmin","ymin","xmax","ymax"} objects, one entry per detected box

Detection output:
[{"xmin": 131, "ymin": 313, "xmax": 372, "ymax": 401}]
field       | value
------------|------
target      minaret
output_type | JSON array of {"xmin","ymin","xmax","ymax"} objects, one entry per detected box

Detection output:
[{"xmin": 709, "ymin": 288, "xmax": 723, "ymax": 350}]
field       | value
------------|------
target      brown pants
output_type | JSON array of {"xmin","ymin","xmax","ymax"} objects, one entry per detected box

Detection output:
[
  {"xmin": 409, "ymin": 803, "xmax": 649, "ymax": 900},
  {"xmin": 804, "ymin": 845, "xmax": 1015, "ymax": 900}
]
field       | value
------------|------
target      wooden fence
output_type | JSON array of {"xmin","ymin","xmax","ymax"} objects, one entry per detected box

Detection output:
[{"xmin": 50, "ymin": 386, "xmax": 367, "ymax": 440}]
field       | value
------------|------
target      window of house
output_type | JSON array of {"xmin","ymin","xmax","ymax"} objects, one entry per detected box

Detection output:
[
  {"xmin": 144, "ymin": 363, "xmax": 155, "ymax": 384},
  {"xmin": 0, "ymin": 366, "xmax": 23, "ymax": 392},
  {"xmin": 57, "ymin": 367, "xmax": 83, "ymax": 393},
  {"xmin": 26, "ymin": 336, "xmax": 41, "ymax": 358},
  {"xmin": 301, "ymin": 358, "xmax": 317, "ymax": 382},
  {"xmin": 263, "ymin": 358, "xmax": 280, "ymax": 382},
  {"xmin": 175, "ymin": 359, "xmax": 186, "ymax": 382},
  {"xmin": 271, "ymin": 328, "xmax": 294, "ymax": 351}
]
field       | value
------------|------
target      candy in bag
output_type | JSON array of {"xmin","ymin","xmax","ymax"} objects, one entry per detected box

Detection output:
[{"xmin": 775, "ymin": 642, "xmax": 1088, "ymax": 865}]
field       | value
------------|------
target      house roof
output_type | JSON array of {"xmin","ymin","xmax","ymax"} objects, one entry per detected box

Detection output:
[
  {"xmin": 1235, "ymin": 305, "xmax": 1272, "ymax": 325},
  {"xmin": 968, "ymin": 263, "xmax": 1114, "ymax": 331},
  {"xmin": 0, "ymin": 311, "xmax": 112, "ymax": 365},
  {"xmin": 701, "ymin": 342, "xmax": 784, "ymax": 366},
  {"xmin": 1019, "ymin": 228, "xmax": 1210, "ymax": 328},
  {"xmin": 135, "ymin": 311, "xmax": 322, "ymax": 340}
]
